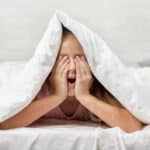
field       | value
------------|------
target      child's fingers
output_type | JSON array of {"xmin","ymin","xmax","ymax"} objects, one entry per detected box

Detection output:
[
  {"xmin": 75, "ymin": 57, "xmax": 81, "ymax": 78},
  {"xmin": 59, "ymin": 59, "xmax": 69, "ymax": 77},
  {"xmin": 81, "ymin": 56, "xmax": 91, "ymax": 72},
  {"xmin": 76, "ymin": 56, "xmax": 86, "ymax": 75},
  {"xmin": 57, "ymin": 56, "xmax": 68, "ymax": 68},
  {"xmin": 79, "ymin": 56, "xmax": 90, "ymax": 74},
  {"xmin": 55, "ymin": 56, "xmax": 68, "ymax": 74},
  {"xmin": 62, "ymin": 63, "xmax": 69, "ymax": 78}
]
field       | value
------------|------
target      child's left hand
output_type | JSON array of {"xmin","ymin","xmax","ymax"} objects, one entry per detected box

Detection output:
[{"xmin": 74, "ymin": 56, "xmax": 94, "ymax": 99}]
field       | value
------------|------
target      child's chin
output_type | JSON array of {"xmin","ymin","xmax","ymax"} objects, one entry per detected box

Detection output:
[{"xmin": 68, "ymin": 90, "xmax": 75, "ymax": 97}]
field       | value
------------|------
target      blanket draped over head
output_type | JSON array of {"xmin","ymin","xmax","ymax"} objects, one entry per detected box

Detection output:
[{"xmin": 0, "ymin": 10, "xmax": 150, "ymax": 124}]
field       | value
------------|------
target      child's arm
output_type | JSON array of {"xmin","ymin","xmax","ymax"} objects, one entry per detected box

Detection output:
[
  {"xmin": 77, "ymin": 94, "xmax": 144, "ymax": 133},
  {"xmin": 0, "ymin": 95, "xmax": 63, "ymax": 129}
]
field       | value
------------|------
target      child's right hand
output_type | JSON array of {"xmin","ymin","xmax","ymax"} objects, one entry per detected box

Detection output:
[{"xmin": 48, "ymin": 56, "xmax": 69, "ymax": 101}]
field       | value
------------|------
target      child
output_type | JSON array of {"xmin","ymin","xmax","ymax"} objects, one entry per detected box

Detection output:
[{"xmin": 0, "ymin": 27, "xmax": 143, "ymax": 132}]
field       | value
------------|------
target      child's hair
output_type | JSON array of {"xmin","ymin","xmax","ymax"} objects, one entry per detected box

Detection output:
[{"xmin": 62, "ymin": 26, "xmax": 71, "ymax": 37}]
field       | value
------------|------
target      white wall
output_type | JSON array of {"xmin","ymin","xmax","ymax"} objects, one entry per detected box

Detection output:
[{"xmin": 0, "ymin": 0, "xmax": 150, "ymax": 65}]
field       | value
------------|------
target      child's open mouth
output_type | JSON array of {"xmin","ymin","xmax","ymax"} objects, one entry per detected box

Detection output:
[{"xmin": 67, "ymin": 78, "xmax": 76, "ymax": 87}]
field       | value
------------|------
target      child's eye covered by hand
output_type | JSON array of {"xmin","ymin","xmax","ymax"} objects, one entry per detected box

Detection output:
[
  {"xmin": 54, "ymin": 55, "xmax": 88, "ymax": 68},
  {"xmin": 76, "ymin": 55, "xmax": 87, "ymax": 62},
  {"xmin": 59, "ymin": 54, "xmax": 86, "ymax": 59},
  {"xmin": 75, "ymin": 56, "xmax": 86, "ymax": 62}
]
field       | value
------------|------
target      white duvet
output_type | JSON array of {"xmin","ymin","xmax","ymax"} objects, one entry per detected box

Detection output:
[
  {"xmin": 0, "ymin": 119, "xmax": 150, "ymax": 150},
  {"xmin": 0, "ymin": 10, "xmax": 150, "ymax": 149}
]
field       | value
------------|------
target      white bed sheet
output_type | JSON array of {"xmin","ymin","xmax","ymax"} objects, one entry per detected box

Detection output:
[{"xmin": 0, "ymin": 119, "xmax": 150, "ymax": 150}]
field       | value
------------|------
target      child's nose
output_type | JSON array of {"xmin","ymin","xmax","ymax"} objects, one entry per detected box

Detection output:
[{"xmin": 68, "ymin": 57, "xmax": 76, "ymax": 71}]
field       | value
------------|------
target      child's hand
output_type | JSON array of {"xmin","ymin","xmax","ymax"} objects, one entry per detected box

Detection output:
[
  {"xmin": 48, "ymin": 56, "xmax": 69, "ymax": 100},
  {"xmin": 74, "ymin": 56, "xmax": 94, "ymax": 99}
]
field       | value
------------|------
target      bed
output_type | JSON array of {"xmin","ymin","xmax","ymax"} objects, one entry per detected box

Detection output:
[
  {"xmin": 0, "ymin": 11, "xmax": 150, "ymax": 149},
  {"xmin": 0, "ymin": 118, "xmax": 150, "ymax": 150}
]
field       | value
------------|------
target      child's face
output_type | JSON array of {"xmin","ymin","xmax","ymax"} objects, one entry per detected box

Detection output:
[{"xmin": 51, "ymin": 33, "xmax": 88, "ymax": 97}]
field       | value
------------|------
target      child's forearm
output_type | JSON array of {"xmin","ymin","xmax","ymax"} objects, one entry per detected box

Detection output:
[
  {"xmin": 78, "ymin": 94, "xmax": 143, "ymax": 133},
  {"xmin": 0, "ymin": 95, "xmax": 63, "ymax": 129}
]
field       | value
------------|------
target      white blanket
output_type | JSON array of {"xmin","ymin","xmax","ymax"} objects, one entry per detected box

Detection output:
[
  {"xmin": 0, "ymin": 10, "xmax": 150, "ymax": 149},
  {"xmin": 0, "ymin": 119, "xmax": 150, "ymax": 150}
]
